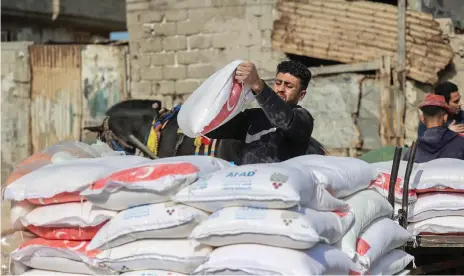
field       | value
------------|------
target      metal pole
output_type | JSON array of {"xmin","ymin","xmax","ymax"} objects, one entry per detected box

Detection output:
[
  {"xmin": 396, "ymin": 0, "xmax": 407, "ymax": 146},
  {"xmin": 128, "ymin": 134, "xmax": 159, "ymax": 159},
  {"xmin": 388, "ymin": 147, "xmax": 403, "ymax": 210}
]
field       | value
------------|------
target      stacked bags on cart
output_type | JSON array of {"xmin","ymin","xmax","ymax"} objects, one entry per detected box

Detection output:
[{"xmin": 404, "ymin": 158, "xmax": 464, "ymax": 237}]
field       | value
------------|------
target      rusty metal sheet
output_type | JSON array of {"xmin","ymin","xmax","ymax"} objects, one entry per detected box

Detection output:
[
  {"xmin": 29, "ymin": 45, "xmax": 83, "ymax": 154},
  {"xmin": 81, "ymin": 45, "xmax": 129, "ymax": 130}
]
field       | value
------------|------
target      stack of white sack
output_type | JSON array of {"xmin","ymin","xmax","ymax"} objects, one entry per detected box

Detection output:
[
  {"xmin": 403, "ymin": 159, "xmax": 464, "ymax": 237},
  {"xmin": 4, "ymin": 149, "xmax": 151, "ymax": 275},
  {"xmin": 81, "ymin": 155, "xmax": 232, "ymax": 275},
  {"xmin": 177, "ymin": 155, "xmax": 388, "ymax": 275},
  {"xmin": 278, "ymin": 156, "xmax": 414, "ymax": 275}
]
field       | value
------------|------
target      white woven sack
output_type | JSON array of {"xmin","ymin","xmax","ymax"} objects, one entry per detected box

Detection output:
[
  {"xmin": 407, "ymin": 216, "xmax": 464, "ymax": 236},
  {"xmin": 370, "ymin": 160, "xmax": 418, "ymax": 203},
  {"xmin": 173, "ymin": 163, "xmax": 347, "ymax": 213},
  {"xmin": 10, "ymin": 200, "xmax": 35, "ymax": 231},
  {"xmin": 192, "ymin": 243, "xmax": 362, "ymax": 275},
  {"xmin": 88, "ymin": 239, "xmax": 212, "ymax": 274},
  {"xmin": 147, "ymin": 156, "xmax": 233, "ymax": 176},
  {"xmin": 4, "ymin": 155, "xmax": 149, "ymax": 201},
  {"xmin": 177, "ymin": 59, "xmax": 254, "ymax": 138},
  {"xmin": 368, "ymin": 249, "xmax": 414, "ymax": 275},
  {"xmin": 335, "ymin": 190, "xmax": 394, "ymax": 259},
  {"xmin": 87, "ymin": 203, "xmax": 208, "ymax": 250},
  {"xmin": 405, "ymin": 192, "xmax": 464, "ymax": 222},
  {"xmin": 284, "ymin": 155, "xmax": 377, "ymax": 198},
  {"xmin": 121, "ymin": 270, "xmax": 187, "ymax": 276},
  {"xmin": 190, "ymin": 206, "xmax": 354, "ymax": 249},
  {"xmin": 355, "ymin": 217, "xmax": 412, "ymax": 268},
  {"xmin": 411, "ymin": 158, "xmax": 464, "ymax": 192}
]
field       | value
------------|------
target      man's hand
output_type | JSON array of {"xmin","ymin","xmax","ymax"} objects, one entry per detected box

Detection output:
[
  {"xmin": 449, "ymin": 120, "xmax": 464, "ymax": 133},
  {"xmin": 235, "ymin": 61, "xmax": 264, "ymax": 94}
]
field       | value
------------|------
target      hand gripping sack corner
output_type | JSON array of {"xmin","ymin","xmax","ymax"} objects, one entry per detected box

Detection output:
[{"xmin": 177, "ymin": 59, "xmax": 254, "ymax": 138}]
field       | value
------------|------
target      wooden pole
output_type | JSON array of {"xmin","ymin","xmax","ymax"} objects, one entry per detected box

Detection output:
[{"xmin": 396, "ymin": 0, "xmax": 407, "ymax": 146}]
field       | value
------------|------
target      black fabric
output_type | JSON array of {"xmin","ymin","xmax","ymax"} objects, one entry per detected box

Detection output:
[
  {"xmin": 207, "ymin": 82, "xmax": 314, "ymax": 165},
  {"xmin": 404, "ymin": 126, "xmax": 464, "ymax": 163}
]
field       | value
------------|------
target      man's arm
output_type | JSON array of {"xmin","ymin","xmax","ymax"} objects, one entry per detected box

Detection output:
[
  {"xmin": 255, "ymin": 83, "xmax": 314, "ymax": 142},
  {"xmin": 204, "ymin": 111, "xmax": 249, "ymax": 140}
]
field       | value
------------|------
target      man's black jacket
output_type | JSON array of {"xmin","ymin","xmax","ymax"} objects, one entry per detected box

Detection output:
[{"xmin": 207, "ymin": 83, "xmax": 314, "ymax": 165}]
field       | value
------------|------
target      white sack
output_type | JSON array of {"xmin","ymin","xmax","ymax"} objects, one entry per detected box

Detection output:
[
  {"xmin": 21, "ymin": 202, "xmax": 116, "ymax": 228},
  {"xmin": 4, "ymin": 156, "xmax": 149, "ymax": 201},
  {"xmin": 89, "ymin": 239, "xmax": 212, "ymax": 274},
  {"xmin": 407, "ymin": 216, "xmax": 464, "ymax": 236},
  {"xmin": 285, "ymin": 155, "xmax": 377, "ymax": 198},
  {"xmin": 405, "ymin": 193, "xmax": 464, "ymax": 222},
  {"xmin": 173, "ymin": 163, "xmax": 347, "ymax": 213},
  {"xmin": 148, "ymin": 155, "xmax": 233, "ymax": 176},
  {"xmin": 177, "ymin": 59, "xmax": 254, "ymax": 138},
  {"xmin": 190, "ymin": 206, "xmax": 354, "ymax": 249},
  {"xmin": 121, "ymin": 270, "xmax": 187, "ymax": 276},
  {"xmin": 336, "ymin": 190, "xmax": 394, "ymax": 259},
  {"xmin": 20, "ymin": 269, "xmax": 92, "ymax": 275},
  {"xmin": 368, "ymin": 249, "xmax": 414, "ymax": 275},
  {"xmin": 356, "ymin": 217, "xmax": 412, "ymax": 268},
  {"xmin": 411, "ymin": 158, "xmax": 464, "ymax": 192},
  {"xmin": 10, "ymin": 200, "xmax": 36, "ymax": 231},
  {"xmin": 87, "ymin": 203, "xmax": 209, "ymax": 250},
  {"xmin": 82, "ymin": 188, "xmax": 168, "ymax": 211},
  {"xmin": 370, "ymin": 160, "xmax": 418, "ymax": 203},
  {"xmin": 192, "ymin": 243, "xmax": 362, "ymax": 275}
]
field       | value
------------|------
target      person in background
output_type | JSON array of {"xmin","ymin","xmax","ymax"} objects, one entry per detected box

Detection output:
[
  {"xmin": 417, "ymin": 81, "xmax": 464, "ymax": 137},
  {"xmin": 404, "ymin": 94, "xmax": 464, "ymax": 163},
  {"xmin": 206, "ymin": 60, "xmax": 314, "ymax": 165}
]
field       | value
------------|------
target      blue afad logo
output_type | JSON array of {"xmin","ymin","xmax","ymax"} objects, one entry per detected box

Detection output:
[{"xmin": 226, "ymin": 171, "xmax": 256, "ymax": 177}]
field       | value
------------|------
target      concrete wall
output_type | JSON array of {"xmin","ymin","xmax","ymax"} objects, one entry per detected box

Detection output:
[
  {"xmin": 126, "ymin": 0, "xmax": 284, "ymax": 108},
  {"xmin": 1, "ymin": 42, "xmax": 33, "ymax": 185}
]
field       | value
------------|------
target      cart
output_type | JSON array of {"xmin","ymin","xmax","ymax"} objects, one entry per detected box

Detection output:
[{"xmin": 386, "ymin": 143, "xmax": 464, "ymax": 275}]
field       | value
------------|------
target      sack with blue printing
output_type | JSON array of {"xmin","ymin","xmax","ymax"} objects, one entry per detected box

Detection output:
[
  {"xmin": 173, "ymin": 163, "xmax": 348, "ymax": 213},
  {"xmin": 87, "ymin": 202, "xmax": 209, "ymax": 250},
  {"xmin": 190, "ymin": 206, "xmax": 354, "ymax": 249}
]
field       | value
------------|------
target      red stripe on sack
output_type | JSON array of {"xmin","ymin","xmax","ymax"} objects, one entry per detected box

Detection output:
[
  {"xmin": 356, "ymin": 238, "xmax": 371, "ymax": 256},
  {"xmin": 333, "ymin": 211, "xmax": 348, "ymax": 218},
  {"xmin": 349, "ymin": 269, "xmax": 362, "ymax": 275}
]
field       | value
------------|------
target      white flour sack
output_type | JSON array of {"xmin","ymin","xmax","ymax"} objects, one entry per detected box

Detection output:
[
  {"xmin": 177, "ymin": 59, "xmax": 254, "ymax": 138},
  {"xmin": 173, "ymin": 163, "xmax": 347, "ymax": 213},
  {"xmin": 9, "ymin": 200, "xmax": 36, "ymax": 232},
  {"xmin": 411, "ymin": 158, "xmax": 464, "ymax": 193},
  {"xmin": 406, "ymin": 193, "xmax": 464, "ymax": 222},
  {"xmin": 336, "ymin": 190, "xmax": 394, "ymax": 259},
  {"xmin": 87, "ymin": 202, "xmax": 208, "ymax": 250},
  {"xmin": 192, "ymin": 243, "xmax": 362, "ymax": 275},
  {"xmin": 3, "ymin": 155, "xmax": 149, "ymax": 202},
  {"xmin": 190, "ymin": 206, "xmax": 354, "ymax": 249},
  {"xmin": 20, "ymin": 269, "xmax": 90, "ymax": 276},
  {"xmin": 81, "ymin": 161, "xmax": 200, "ymax": 211},
  {"xmin": 21, "ymin": 202, "xmax": 117, "ymax": 240},
  {"xmin": 368, "ymin": 249, "xmax": 414, "ymax": 275},
  {"xmin": 10, "ymin": 238, "xmax": 108, "ymax": 275},
  {"xmin": 149, "ymin": 155, "xmax": 233, "ymax": 176},
  {"xmin": 355, "ymin": 217, "xmax": 412, "ymax": 268},
  {"xmin": 284, "ymin": 155, "xmax": 377, "ymax": 198},
  {"xmin": 407, "ymin": 216, "xmax": 464, "ymax": 236},
  {"xmin": 121, "ymin": 270, "xmax": 187, "ymax": 276},
  {"xmin": 88, "ymin": 239, "xmax": 212, "ymax": 274},
  {"xmin": 370, "ymin": 160, "xmax": 418, "ymax": 203}
]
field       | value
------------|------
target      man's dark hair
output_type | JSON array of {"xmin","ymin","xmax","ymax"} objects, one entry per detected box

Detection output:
[
  {"xmin": 421, "ymin": 106, "xmax": 447, "ymax": 117},
  {"xmin": 434, "ymin": 81, "xmax": 458, "ymax": 103},
  {"xmin": 277, "ymin": 60, "xmax": 311, "ymax": 91}
]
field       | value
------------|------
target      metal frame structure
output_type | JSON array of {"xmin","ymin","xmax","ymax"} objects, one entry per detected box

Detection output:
[{"xmin": 387, "ymin": 142, "xmax": 464, "ymax": 274}]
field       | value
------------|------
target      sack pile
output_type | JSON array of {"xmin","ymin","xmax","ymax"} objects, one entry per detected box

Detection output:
[{"xmin": 403, "ymin": 158, "xmax": 464, "ymax": 237}]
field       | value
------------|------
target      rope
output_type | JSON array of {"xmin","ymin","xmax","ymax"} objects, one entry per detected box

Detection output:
[{"xmin": 99, "ymin": 117, "xmax": 133, "ymax": 151}]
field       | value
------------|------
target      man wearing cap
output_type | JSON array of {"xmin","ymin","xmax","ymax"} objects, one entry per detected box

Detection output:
[
  {"xmin": 417, "ymin": 81, "xmax": 464, "ymax": 137},
  {"xmin": 404, "ymin": 94, "xmax": 464, "ymax": 163}
]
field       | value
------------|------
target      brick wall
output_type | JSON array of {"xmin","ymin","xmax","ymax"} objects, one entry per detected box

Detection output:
[{"xmin": 126, "ymin": 0, "xmax": 285, "ymax": 108}]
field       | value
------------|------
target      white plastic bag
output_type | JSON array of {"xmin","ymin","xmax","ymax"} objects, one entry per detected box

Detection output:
[
  {"xmin": 336, "ymin": 190, "xmax": 394, "ymax": 259},
  {"xmin": 173, "ymin": 163, "xmax": 347, "ymax": 212},
  {"xmin": 368, "ymin": 249, "xmax": 414, "ymax": 275},
  {"xmin": 4, "ymin": 156, "xmax": 149, "ymax": 202},
  {"xmin": 120, "ymin": 270, "xmax": 187, "ymax": 276},
  {"xmin": 370, "ymin": 160, "xmax": 418, "ymax": 203},
  {"xmin": 177, "ymin": 59, "xmax": 254, "ymax": 138},
  {"xmin": 411, "ymin": 158, "xmax": 464, "ymax": 192},
  {"xmin": 190, "ymin": 206, "xmax": 354, "ymax": 249},
  {"xmin": 407, "ymin": 216, "xmax": 464, "ymax": 236},
  {"xmin": 88, "ymin": 239, "xmax": 212, "ymax": 274},
  {"xmin": 284, "ymin": 155, "xmax": 377, "ymax": 198},
  {"xmin": 192, "ymin": 243, "xmax": 362, "ymax": 275},
  {"xmin": 87, "ymin": 203, "xmax": 209, "ymax": 250},
  {"xmin": 355, "ymin": 217, "xmax": 412, "ymax": 268},
  {"xmin": 406, "ymin": 193, "xmax": 464, "ymax": 222}
]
